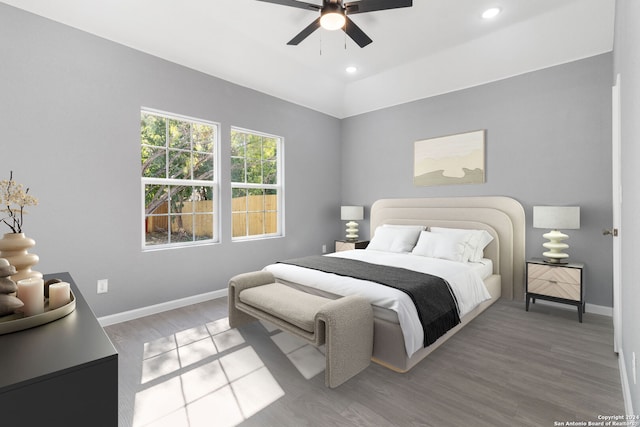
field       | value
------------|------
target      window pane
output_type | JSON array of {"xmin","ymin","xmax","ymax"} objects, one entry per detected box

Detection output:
[
  {"xmin": 246, "ymin": 162, "xmax": 262, "ymax": 184},
  {"xmin": 246, "ymin": 138, "xmax": 262, "ymax": 160},
  {"xmin": 231, "ymin": 157, "xmax": 245, "ymax": 183},
  {"xmin": 193, "ymin": 152, "xmax": 214, "ymax": 180},
  {"xmin": 170, "ymin": 215, "xmax": 192, "ymax": 242},
  {"xmin": 192, "ymin": 124, "xmax": 214, "ymax": 152},
  {"xmin": 145, "ymin": 185, "xmax": 169, "ymax": 246},
  {"xmin": 248, "ymin": 187, "xmax": 265, "ymax": 201},
  {"xmin": 141, "ymin": 114, "xmax": 166, "ymax": 147},
  {"xmin": 248, "ymin": 192, "xmax": 264, "ymax": 221},
  {"xmin": 145, "ymin": 216, "xmax": 169, "ymax": 246},
  {"xmin": 170, "ymin": 185, "xmax": 193, "ymax": 214},
  {"xmin": 263, "ymin": 160, "xmax": 277, "ymax": 185},
  {"xmin": 232, "ymin": 212, "xmax": 247, "ymax": 237},
  {"xmin": 230, "ymin": 132, "xmax": 245, "ymax": 157},
  {"xmin": 168, "ymin": 149, "xmax": 190, "ymax": 179},
  {"xmin": 194, "ymin": 186, "xmax": 213, "ymax": 201},
  {"xmin": 232, "ymin": 188, "xmax": 247, "ymax": 212},
  {"xmin": 248, "ymin": 212, "xmax": 265, "ymax": 236},
  {"xmin": 168, "ymin": 119, "xmax": 190, "ymax": 150},
  {"xmin": 265, "ymin": 189, "xmax": 277, "ymax": 210},
  {"xmin": 265, "ymin": 211, "xmax": 278, "ymax": 234},
  {"xmin": 263, "ymin": 138, "xmax": 277, "ymax": 160},
  {"xmin": 193, "ymin": 213, "xmax": 214, "ymax": 240},
  {"xmin": 180, "ymin": 198, "xmax": 195, "ymax": 214},
  {"xmin": 141, "ymin": 146, "xmax": 166, "ymax": 178},
  {"xmin": 145, "ymin": 185, "xmax": 168, "ymax": 214}
]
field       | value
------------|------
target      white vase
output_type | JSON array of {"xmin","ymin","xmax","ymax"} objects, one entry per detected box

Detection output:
[{"xmin": 0, "ymin": 233, "xmax": 42, "ymax": 283}]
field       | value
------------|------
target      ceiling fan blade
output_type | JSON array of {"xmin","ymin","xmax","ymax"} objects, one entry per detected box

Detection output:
[
  {"xmin": 343, "ymin": 17, "xmax": 373, "ymax": 48},
  {"xmin": 255, "ymin": 0, "xmax": 320, "ymax": 12},
  {"xmin": 287, "ymin": 17, "xmax": 322, "ymax": 45},
  {"xmin": 345, "ymin": 0, "xmax": 412, "ymax": 14}
]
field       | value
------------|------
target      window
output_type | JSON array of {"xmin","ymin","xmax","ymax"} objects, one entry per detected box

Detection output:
[
  {"xmin": 231, "ymin": 128, "xmax": 283, "ymax": 240},
  {"xmin": 141, "ymin": 109, "xmax": 219, "ymax": 249}
]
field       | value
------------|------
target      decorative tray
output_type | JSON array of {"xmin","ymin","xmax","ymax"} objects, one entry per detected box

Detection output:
[{"xmin": 0, "ymin": 291, "xmax": 76, "ymax": 335}]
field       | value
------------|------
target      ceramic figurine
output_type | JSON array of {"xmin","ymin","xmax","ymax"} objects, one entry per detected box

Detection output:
[{"xmin": 0, "ymin": 257, "xmax": 23, "ymax": 316}]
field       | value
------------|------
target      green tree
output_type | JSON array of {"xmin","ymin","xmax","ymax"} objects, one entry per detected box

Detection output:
[{"xmin": 141, "ymin": 113, "xmax": 215, "ymax": 216}]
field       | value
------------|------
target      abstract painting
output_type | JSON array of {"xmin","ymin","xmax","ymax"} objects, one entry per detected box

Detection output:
[{"xmin": 413, "ymin": 130, "xmax": 485, "ymax": 186}]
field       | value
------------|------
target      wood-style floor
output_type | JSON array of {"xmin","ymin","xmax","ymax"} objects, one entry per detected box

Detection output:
[{"xmin": 105, "ymin": 298, "xmax": 624, "ymax": 427}]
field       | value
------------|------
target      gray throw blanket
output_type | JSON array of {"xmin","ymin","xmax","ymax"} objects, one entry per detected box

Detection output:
[{"xmin": 278, "ymin": 255, "xmax": 461, "ymax": 347}]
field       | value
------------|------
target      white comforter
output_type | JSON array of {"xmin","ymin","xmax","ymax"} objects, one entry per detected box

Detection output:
[{"xmin": 264, "ymin": 250, "xmax": 491, "ymax": 356}]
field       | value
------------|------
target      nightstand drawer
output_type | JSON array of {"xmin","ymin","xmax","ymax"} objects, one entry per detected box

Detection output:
[
  {"xmin": 527, "ymin": 263, "xmax": 580, "ymax": 284},
  {"xmin": 527, "ymin": 277, "xmax": 580, "ymax": 301},
  {"xmin": 335, "ymin": 240, "xmax": 369, "ymax": 252}
]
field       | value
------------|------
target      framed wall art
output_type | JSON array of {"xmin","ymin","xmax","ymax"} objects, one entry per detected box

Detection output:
[{"xmin": 413, "ymin": 129, "xmax": 486, "ymax": 186}]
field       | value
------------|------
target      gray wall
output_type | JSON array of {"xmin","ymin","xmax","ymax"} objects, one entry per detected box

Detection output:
[
  {"xmin": 0, "ymin": 4, "xmax": 342, "ymax": 317},
  {"xmin": 614, "ymin": 0, "xmax": 640, "ymax": 414},
  {"xmin": 341, "ymin": 53, "xmax": 614, "ymax": 308}
]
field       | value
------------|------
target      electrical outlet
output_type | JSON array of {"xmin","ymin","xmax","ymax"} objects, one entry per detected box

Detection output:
[
  {"xmin": 322, "ymin": 244, "xmax": 327, "ymax": 253},
  {"xmin": 633, "ymin": 352, "xmax": 637, "ymax": 385},
  {"xmin": 97, "ymin": 279, "xmax": 108, "ymax": 294}
]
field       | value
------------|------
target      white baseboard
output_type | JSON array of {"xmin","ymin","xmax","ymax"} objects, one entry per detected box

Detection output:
[
  {"xmin": 100, "ymin": 291, "xmax": 613, "ymax": 326},
  {"xmin": 534, "ymin": 299, "xmax": 612, "ymax": 317},
  {"xmin": 98, "ymin": 288, "xmax": 228, "ymax": 327},
  {"xmin": 618, "ymin": 350, "xmax": 636, "ymax": 417}
]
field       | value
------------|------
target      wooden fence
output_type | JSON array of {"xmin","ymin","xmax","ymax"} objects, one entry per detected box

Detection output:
[{"xmin": 146, "ymin": 195, "xmax": 278, "ymax": 238}]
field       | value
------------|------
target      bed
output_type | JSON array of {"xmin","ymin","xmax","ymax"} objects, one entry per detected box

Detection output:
[{"xmin": 264, "ymin": 196, "xmax": 525, "ymax": 372}]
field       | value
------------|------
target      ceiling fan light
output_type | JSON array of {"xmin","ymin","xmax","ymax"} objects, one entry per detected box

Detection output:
[{"xmin": 320, "ymin": 10, "xmax": 346, "ymax": 31}]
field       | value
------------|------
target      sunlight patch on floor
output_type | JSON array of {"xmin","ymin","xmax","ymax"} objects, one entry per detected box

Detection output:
[
  {"xmin": 270, "ymin": 330, "xmax": 326, "ymax": 380},
  {"xmin": 132, "ymin": 318, "xmax": 284, "ymax": 427}
]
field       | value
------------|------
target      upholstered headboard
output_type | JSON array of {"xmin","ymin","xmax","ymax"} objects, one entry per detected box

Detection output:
[{"xmin": 370, "ymin": 197, "xmax": 525, "ymax": 300}]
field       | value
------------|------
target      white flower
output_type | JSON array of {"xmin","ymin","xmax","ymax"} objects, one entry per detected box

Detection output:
[{"xmin": 0, "ymin": 172, "xmax": 38, "ymax": 234}]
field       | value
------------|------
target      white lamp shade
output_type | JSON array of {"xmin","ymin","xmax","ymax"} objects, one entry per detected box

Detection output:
[
  {"xmin": 320, "ymin": 11, "xmax": 346, "ymax": 30},
  {"xmin": 533, "ymin": 206, "xmax": 580, "ymax": 230},
  {"xmin": 320, "ymin": 4, "xmax": 346, "ymax": 30},
  {"xmin": 341, "ymin": 206, "xmax": 364, "ymax": 221}
]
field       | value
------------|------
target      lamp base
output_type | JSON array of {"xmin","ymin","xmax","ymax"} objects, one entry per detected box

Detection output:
[
  {"xmin": 541, "ymin": 229, "xmax": 571, "ymax": 263},
  {"xmin": 543, "ymin": 257, "xmax": 569, "ymax": 264},
  {"xmin": 345, "ymin": 221, "xmax": 359, "ymax": 241}
]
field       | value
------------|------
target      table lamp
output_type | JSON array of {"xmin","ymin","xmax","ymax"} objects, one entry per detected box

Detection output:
[
  {"xmin": 533, "ymin": 206, "xmax": 580, "ymax": 263},
  {"xmin": 340, "ymin": 206, "xmax": 364, "ymax": 241}
]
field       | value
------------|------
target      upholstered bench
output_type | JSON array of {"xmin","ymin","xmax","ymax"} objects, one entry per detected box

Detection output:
[{"xmin": 228, "ymin": 271, "xmax": 373, "ymax": 388}]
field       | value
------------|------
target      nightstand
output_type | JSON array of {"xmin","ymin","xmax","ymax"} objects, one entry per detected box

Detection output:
[
  {"xmin": 526, "ymin": 258, "xmax": 585, "ymax": 322},
  {"xmin": 335, "ymin": 240, "xmax": 369, "ymax": 252}
]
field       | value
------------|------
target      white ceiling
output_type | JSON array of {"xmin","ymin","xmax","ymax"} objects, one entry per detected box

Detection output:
[{"xmin": 2, "ymin": 0, "xmax": 615, "ymax": 118}]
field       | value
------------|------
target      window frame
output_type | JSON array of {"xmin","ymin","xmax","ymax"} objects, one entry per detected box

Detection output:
[
  {"xmin": 141, "ymin": 108, "xmax": 220, "ymax": 250},
  {"xmin": 230, "ymin": 126, "xmax": 284, "ymax": 242}
]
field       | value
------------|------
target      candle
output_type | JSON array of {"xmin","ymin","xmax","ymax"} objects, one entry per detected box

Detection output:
[
  {"xmin": 48, "ymin": 282, "xmax": 71, "ymax": 310},
  {"xmin": 16, "ymin": 277, "xmax": 44, "ymax": 316}
]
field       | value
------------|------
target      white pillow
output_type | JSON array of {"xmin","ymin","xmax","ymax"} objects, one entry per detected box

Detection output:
[
  {"xmin": 382, "ymin": 224, "xmax": 426, "ymax": 231},
  {"xmin": 472, "ymin": 230, "xmax": 494, "ymax": 262},
  {"xmin": 367, "ymin": 226, "xmax": 422, "ymax": 253},
  {"xmin": 412, "ymin": 231, "xmax": 467, "ymax": 262},
  {"xmin": 429, "ymin": 227, "xmax": 494, "ymax": 262}
]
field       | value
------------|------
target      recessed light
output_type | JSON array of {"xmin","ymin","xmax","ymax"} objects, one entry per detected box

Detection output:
[
  {"xmin": 482, "ymin": 7, "xmax": 501, "ymax": 19},
  {"xmin": 346, "ymin": 66, "xmax": 357, "ymax": 74}
]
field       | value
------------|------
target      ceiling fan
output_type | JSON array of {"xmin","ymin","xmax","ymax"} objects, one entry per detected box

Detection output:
[{"xmin": 256, "ymin": 0, "xmax": 413, "ymax": 48}]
